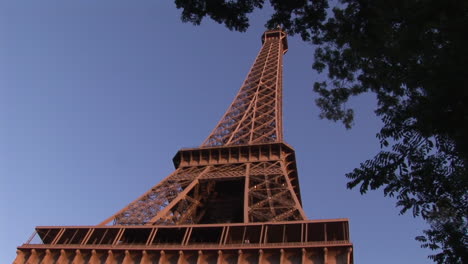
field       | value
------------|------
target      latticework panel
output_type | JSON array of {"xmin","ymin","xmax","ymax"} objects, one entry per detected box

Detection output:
[
  {"xmin": 247, "ymin": 161, "xmax": 304, "ymax": 222},
  {"xmin": 103, "ymin": 166, "xmax": 206, "ymax": 225},
  {"xmin": 103, "ymin": 158, "xmax": 305, "ymax": 226},
  {"xmin": 156, "ymin": 161, "xmax": 305, "ymax": 225},
  {"xmin": 202, "ymin": 30, "xmax": 286, "ymax": 147}
]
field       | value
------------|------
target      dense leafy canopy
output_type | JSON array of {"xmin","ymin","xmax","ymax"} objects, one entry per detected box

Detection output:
[{"xmin": 174, "ymin": 0, "xmax": 468, "ymax": 263}]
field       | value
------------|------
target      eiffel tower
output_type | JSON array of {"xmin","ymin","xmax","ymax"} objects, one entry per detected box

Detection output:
[{"xmin": 14, "ymin": 29, "xmax": 353, "ymax": 264}]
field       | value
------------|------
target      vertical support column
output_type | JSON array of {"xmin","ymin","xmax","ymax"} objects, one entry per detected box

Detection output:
[
  {"xmin": 13, "ymin": 250, "xmax": 26, "ymax": 264},
  {"xmin": 324, "ymin": 224, "xmax": 327, "ymax": 242},
  {"xmin": 276, "ymin": 44, "xmax": 283, "ymax": 139},
  {"xmin": 177, "ymin": 251, "xmax": 184, "ymax": 264},
  {"xmin": 347, "ymin": 222, "xmax": 350, "ymax": 241},
  {"xmin": 104, "ymin": 250, "xmax": 116, "ymax": 264},
  {"xmin": 342, "ymin": 222, "xmax": 346, "ymax": 241},
  {"xmin": 159, "ymin": 251, "xmax": 167, "ymax": 264},
  {"xmin": 259, "ymin": 225, "xmax": 265, "ymax": 244},
  {"xmin": 72, "ymin": 249, "xmax": 85, "ymax": 264},
  {"xmin": 196, "ymin": 250, "xmax": 203, "ymax": 264},
  {"xmin": 123, "ymin": 250, "xmax": 133, "ymax": 264},
  {"xmin": 301, "ymin": 248, "xmax": 307, "ymax": 264},
  {"xmin": 26, "ymin": 249, "xmax": 40, "ymax": 264},
  {"xmin": 42, "ymin": 249, "xmax": 54, "ymax": 263},
  {"xmin": 300, "ymin": 223, "xmax": 304, "ymax": 243},
  {"xmin": 323, "ymin": 248, "xmax": 328, "ymax": 264},
  {"xmin": 263, "ymin": 225, "xmax": 269, "ymax": 244},
  {"xmin": 280, "ymin": 160, "xmax": 306, "ymax": 219},
  {"xmin": 141, "ymin": 250, "xmax": 152, "ymax": 264},
  {"xmin": 244, "ymin": 163, "xmax": 251, "ymax": 223},
  {"xmin": 282, "ymin": 225, "xmax": 286, "ymax": 243},
  {"xmin": 265, "ymin": 166, "xmax": 276, "ymax": 216},
  {"xmin": 237, "ymin": 250, "xmax": 243, "ymax": 264},
  {"xmin": 347, "ymin": 247, "xmax": 353, "ymax": 264},
  {"xmin": 89, "ymin": 250, "xmax": 101, "ymax": 264},
  {"xmin": 56, "ymin": 249, "xmax": 68, "ymax": 264},
  {"xmin": 217, "ymin": 250, "xmax": 223, "ymax": 264},
  {"xmin": 258, "ymin": 249, "xmax": 264, "ymax": 264},
  {"xmin": 305, "ymin": 224, "xmax": 308, "ymax": 243},
  {"xmin": 280, "ymin": 249, "xmax": 285, "ymax": 264}
]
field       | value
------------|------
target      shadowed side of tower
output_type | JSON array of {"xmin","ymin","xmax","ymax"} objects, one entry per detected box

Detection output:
[{"xmin": 15, "ymin": 29, "xmax": 354, "ymax": 264}]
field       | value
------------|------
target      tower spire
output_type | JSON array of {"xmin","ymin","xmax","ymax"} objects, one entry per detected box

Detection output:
[{"xmin": 202, "ymin": 29, "xmax": 288, "ymax": 147}]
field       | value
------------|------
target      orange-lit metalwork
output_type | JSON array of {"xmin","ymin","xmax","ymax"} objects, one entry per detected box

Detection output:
[
  {"xmin": 202, "ymin": 30, "xmax": 287, "ymax": 147},
  {"xmin": 15, "ymin": 29, "xmax": 354, "ymax": 264}
]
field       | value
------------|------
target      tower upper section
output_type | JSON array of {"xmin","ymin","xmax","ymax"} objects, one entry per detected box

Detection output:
[{"xmin": 202, "ymin": 29, "xmax": 288, "ymax": 147}]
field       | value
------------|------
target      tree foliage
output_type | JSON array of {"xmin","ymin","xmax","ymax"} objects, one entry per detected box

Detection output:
[{"xmin": 174, "ymin": 0, "xmax": 468, "ymax": 263}]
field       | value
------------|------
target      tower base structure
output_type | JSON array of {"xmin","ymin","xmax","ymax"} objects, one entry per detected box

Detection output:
[{"xmin": 15, "ymin": 219, "xmax": 353, "ymax": 264}]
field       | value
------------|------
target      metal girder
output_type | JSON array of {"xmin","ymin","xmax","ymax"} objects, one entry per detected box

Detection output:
[
  {"xmin": 100, "ymin": 166, "xmax": 206, "ymax": 225},
  {"xmin": 246, "ymin": 161, "xmax": 304, "ymax": 222}
]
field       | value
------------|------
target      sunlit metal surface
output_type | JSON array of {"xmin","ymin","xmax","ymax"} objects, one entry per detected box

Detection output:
[{"xmin": 15, "ymin": 29, "xmax": 354, "ymax": 264}]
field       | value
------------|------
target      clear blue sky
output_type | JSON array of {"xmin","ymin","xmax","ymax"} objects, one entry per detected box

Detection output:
[{"xmin": 1, "ymin": 1, "xmax": 431, "ymax": 263}]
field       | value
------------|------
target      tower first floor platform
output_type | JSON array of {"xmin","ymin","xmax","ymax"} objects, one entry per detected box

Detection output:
[{"xmin": 15, "ymin": 219, "xmax": 353, "ymax": 264}]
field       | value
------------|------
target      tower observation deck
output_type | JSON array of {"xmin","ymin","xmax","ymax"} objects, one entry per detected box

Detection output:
[{"xmin": 14, "ymin": 29, "xmax": 353, "ymax": 264}]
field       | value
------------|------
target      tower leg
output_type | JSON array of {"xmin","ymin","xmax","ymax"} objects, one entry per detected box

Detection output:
[
  {"xmin": 26, "ymin": 249, "xmax": 40, "ymax": 264},
  {"xmin": 196, "ymin": 250, "xmax": 203, "ymax": 264},
  {"xmin": 105, "ymin": 250, "xmax": 118, "ymax": 264},
  {"xmin": 72, "ymin": 249, "xmax": 85, "ymax": 264},
  {"xmin": 89, "ymin": 249, "xmax": 101, "ymax": 264},
  {"xmin": 13, "ymin": 250, "xmax": 26, "ymax": 264},
  {"xmin": 140, "ymin": 250, "xmax": 152, "ymax": 264},
  {"xmin": 158, "ymin": 251, "xmax": 166, "ymax": 264},
  {"xmin": 237, "ymin": 250, "xmax": 243, "ymax": 264},
  {"xmin": 280, "ymin": 249, "xmax": 285, "ymax": 264},
  {"xmin": 56, "ymin": 249, "xmax": 68, "ymax": 264},
  {"xmin": 323, "ymin": 248, "xmax": 328, "ymax": 264},
  {"xmin": 347, "ymin": 247, "xmax": 353, "ymax": 264},
  {"xmin": 42, "ymin": 249, "xmax": 55, "ymax": 263},
  {"xmin": 123, "ymin": 250, "xmax": 133, "ymax": 264},
  {"xmin": 216, "ymin": 250, "xmax": 223, "ymax": 264},
  {"xmin": 258, "ymin": 249, "xmax": 264, "ymax": 264},
  {"xmin": 301, "ymin": 248, "xmax": 307, "ymax": 264},
  {"xmin": 177, "ymin": 250, "xmax": 185, "ymax": 264}
]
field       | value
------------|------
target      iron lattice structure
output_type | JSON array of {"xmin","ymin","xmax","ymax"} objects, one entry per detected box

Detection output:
[
  {"xmin": 15, "ymin": 29, "xmax": 353, "ymax": 264},
  {"xmin": 98, "ymin": 30, "xmax": 304, "ymax": 226},
  {"xmin": 202, "ymin": 30, "xmax": 285, "ymax": 147}
]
